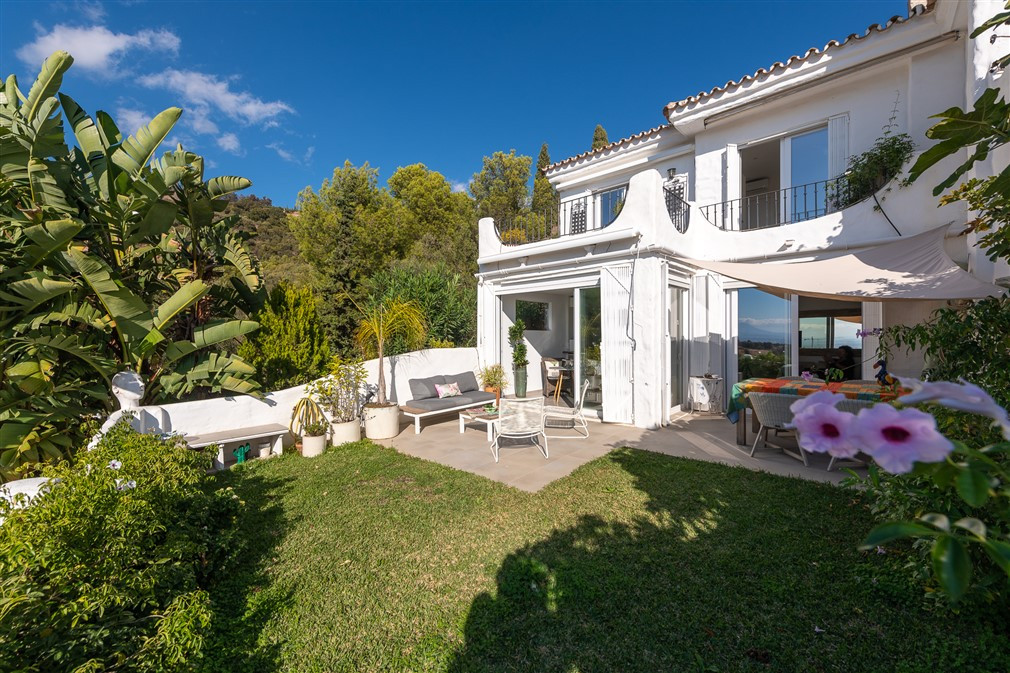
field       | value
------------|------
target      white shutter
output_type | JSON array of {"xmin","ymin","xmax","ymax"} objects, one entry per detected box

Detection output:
[
  {"xmin": 828, "ymin": 114, "xmax": 850, "ymax": 179},
  {"xmin": 601, "ymin": 265, "xmax": 634, "ymax": 423}
]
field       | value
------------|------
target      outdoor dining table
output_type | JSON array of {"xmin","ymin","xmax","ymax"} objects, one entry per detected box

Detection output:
[{"xmin": 728, "ymin": 377, "xmax": 903, "ymax": 446}]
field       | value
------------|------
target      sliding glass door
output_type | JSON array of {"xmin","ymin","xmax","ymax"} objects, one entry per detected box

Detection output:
[{"xmin": 577, "ymin": 286, "xmax": 602, "ymax": 411}]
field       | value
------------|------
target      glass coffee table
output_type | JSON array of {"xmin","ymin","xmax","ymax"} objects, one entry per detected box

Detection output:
[{"xmin": 458, "ymin": 408, "xmax": 499, "ymax": 441}]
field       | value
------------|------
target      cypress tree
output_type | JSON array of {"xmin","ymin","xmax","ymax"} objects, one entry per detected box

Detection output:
[
  {"xmin": 592, "ymin": 124, "xmax": 609, "ymax": 150},
  {"xmin": 531, "ymin": 142, "xmax": 558, "ymax": 216}
]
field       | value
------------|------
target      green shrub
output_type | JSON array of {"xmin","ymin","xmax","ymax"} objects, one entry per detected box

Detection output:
[
  {"xmin": 0, "ymin": 422, "xmax": 241, "ymax": 672},
  {"xmin": 367, "ymin": 264, "xmax": 476, "ymax": 354},
  {"xmin": 238, "ymin": 283, "xmax": 331, "ymax": 390},
  {"xmin": 856, "ymin": 297, "xmax": 1010, "ymax": 607}
]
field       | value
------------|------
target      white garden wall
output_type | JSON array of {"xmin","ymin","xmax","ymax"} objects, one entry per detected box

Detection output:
[{"xmin": 147, "ymin": 347, "xmax": 480, "ymax": 441}]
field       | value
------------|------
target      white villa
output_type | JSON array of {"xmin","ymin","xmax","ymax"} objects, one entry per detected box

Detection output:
[{"xmin": 475, "ymin": 0, "xmax": 1010, "ymax": 429}]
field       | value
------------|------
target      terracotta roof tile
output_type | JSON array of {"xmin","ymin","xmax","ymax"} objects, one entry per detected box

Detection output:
[
  {"xmin": 544, "ymin": 124, "xmax": 668, "ymax": 173},
  {"xmin": 545, "ymin": 5, "xmax": 931, "ymax": 175},
  {"xmin": 662, "ymin": 6, "xmax": 929, "ymax": 117}
]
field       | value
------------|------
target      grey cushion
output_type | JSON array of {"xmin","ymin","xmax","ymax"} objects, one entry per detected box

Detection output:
[
  {"xmin": 448, "ymin": 371, "xmax": 479, "ymax": 393},
  {"xmin": 404, "ymin": 390, "xmax": 495, "ymax": 413},
  {"xmin": 458, "ymin": 391, "xmax": 495, "ymax": 405},
  {"xmin": 408, "ymin": 375, "xmax": 445, "ymax": 401}
]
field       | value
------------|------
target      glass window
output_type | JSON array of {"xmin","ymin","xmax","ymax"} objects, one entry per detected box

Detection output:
[
  {"xmin": 579, "ymin": 287, "xmax": 602, "ymax": 410},
  {"xmin": 790, "ymin": 127, "xmax": 828, "ymax": 221},
  {"xmin": 597, "ymin": 185, "xmax": 627, "ymax": 228},
  {"xmin": 738, "ymin": 288, "xmax": 791, "ymax": 379},
  {"xmin": 515, "ymin": 300, "xmax": 550, "ymax": 331}
]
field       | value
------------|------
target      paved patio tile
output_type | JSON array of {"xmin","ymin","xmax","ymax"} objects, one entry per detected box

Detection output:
[{"xmin": 375, "ymin": 411, "xmax": 858, "ymax": 492}]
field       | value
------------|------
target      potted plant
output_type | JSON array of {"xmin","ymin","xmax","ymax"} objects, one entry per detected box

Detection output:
[
  {"xmin": 349, "ymin": 295, "xmax": 427, "ymax": 439},
  {"xmin": 308, "ymin": 356, "xmax": 366, "ymax": 446},
  {"xmin": 300, "ymin": 421, "xmax": 329, "ymax": 458},
  {"xmin": 479, "ymin": 364, "xmax": 508, "ymax": 406},
  {"xmin": 290, "ymin": 395, "xmax": 328, "ymax": 457},
  {"xmin": 508, "ymin": 318, "xmax": 529, "ymax": 397}
]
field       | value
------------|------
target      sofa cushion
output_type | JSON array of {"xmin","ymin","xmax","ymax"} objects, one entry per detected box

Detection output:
[
  {"xmin": 457, "ymin": 391, "xmax": 495, "ymax": 406},
  {"xmin": 408, "ymin": 375, "xmax": 445, "ymax": 400},
  {"xmin": 435, "ymin": 382, "xmax": 462, "ymax": 399},
  {"xmin": 404, "ymin": 396, "xmax": 467, "ymax": 412},
  {"xmin": 448, "ymin": 371, "xmax": 479, "ymax": 393}
]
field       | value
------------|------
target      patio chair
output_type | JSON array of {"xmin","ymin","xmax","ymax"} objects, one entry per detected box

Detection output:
[
  {"xmin": 491, "ymin": 397, "xmax": 548, "ymax": 463},
  {"xmin": 748, "ymin": 392, "xmax": 808, "ymax": 466},
  {"xmin": 541, "ymin": 358, "xmax": 561, "ymax": 398},
  {"xmin": 543, "ymin": 381, "xmax": 590, "ymax": 439}
]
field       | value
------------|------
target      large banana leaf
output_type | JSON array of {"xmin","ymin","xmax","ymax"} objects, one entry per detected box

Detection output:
[
  {"xmin": 111, "ymin": 107, "xmax": 181, "ymax": 175},
  {"xmin": 191, "ymin": 319, "xmax": 259, "ymax": 348},
  {"xmin": 27, "ymin": 159, "xmax": 70, "ymax": 211},
  {"xmin": 124, "ymin": 200, "xmax": 176, "ymax": 246},
  {"xmin": 22, "ymin": 51, "xmax": 72, "ymax": 125},
  {"xmin": 207, "ymin": 176, "xmax": 252, "ymax": 198},
  {"xmin": 0, "ymin": 275, "xmax": 76, "ymax": 330},
  {"xmin": 153, "ymin": 280, "xmax": 208, "ymax": 331},
  {"xmin": 21, "ymin": 218, "xmax": 82, "ymax": 268},
  {"xmin": 64, "ymin": 248, "xmax": 153, "ymax": 349},
  {"xmin": 59, "ymin": 93, "xmax": 110, "ymax": 198}
]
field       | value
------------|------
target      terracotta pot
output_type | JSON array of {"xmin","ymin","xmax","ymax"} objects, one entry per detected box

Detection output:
[
  {"xmin": 330, "ymin": 419, "xmax": 361, "ymax": 446},
  {"xmin": 363, "ymin": 404, "xmax": 400, "ymax": 439},
  {"xmin": 301, "ymin": 434, "xmax": 326, "ymax": 458}
]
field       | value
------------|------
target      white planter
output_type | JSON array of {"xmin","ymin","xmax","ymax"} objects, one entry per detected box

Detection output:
[
  {"xmin": 363, "ymin": 404, "xmax": 401, "ymax": 439},
  {"xmin": 301, "ymin": 434, "xmax": 326, "ymax": 458},
  {"xmin": 330, "ymin": 419, "xmax": 361, "ymax": 446}
]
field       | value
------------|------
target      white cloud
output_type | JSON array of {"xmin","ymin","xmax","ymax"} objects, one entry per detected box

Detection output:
[
  {"xmin": 267, "ymin": 143, "xmax": 295, "ymax": 162},
  {"xmin": 115, "ymin": 106, "xmax": 151, "ymax": 136},
  {"xmin": 451, "ymin": 181, "xmax": 468, "ymax": 194},
  {"xmin": 217, "ymin": 133, "xmax": 241, "ymax": 154},
  {"xmin": 17, "ymin": 24, "xmax": 179, "ymax": 73},
  {"xmin": 188, "ymin": 107, "xmax": 219, "ymax": 135},
  {"xmin": 77, "ymin": 1, "xmax": 106, "ymax": 22},
  {"xmin": 303, "ymin": 146, "xmax": 315, "ymax": 162},
  {"xmin": 139, "ymin": 69, "xmax": 293, "ymax": 126},
  {"xmin": 739, "ymin": 317, "xmax": 790, "ymax": 327}
]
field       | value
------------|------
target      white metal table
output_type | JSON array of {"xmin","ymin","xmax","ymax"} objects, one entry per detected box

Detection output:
[{"xmin": 458, "ymin": 409, "xmax": 499, "ymax": 441}]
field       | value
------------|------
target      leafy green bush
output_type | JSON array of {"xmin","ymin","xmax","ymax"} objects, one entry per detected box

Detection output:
[
  {"xmin": 856, "ymin": 298, "xmax": 1010, "ymax": 607},
  {"xmin": 238, "ymin": 283, "xmax": 331, "ymax": 390},
  {"xmin": 367, "ymin": 263, "xmax": 476, "ymax": 355},
  {"xmin": 0, "ymin": 422, "xmax": 241, "ymax": 671},
  {"xmin": 739, "ymin": 351, "xmax": 785, "ymax": 379}
]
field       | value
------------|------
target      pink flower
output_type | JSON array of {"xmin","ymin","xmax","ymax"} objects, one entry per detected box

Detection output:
[
  {"xmin": 854, "ymin": 404, "xmax": 954, "ymax": 474},
  {"xmin": 792, "ymin": 404, "xmax": 859, "ymax": 457},
  {"xmin": 801, "ymin": 370, "xmax": 813, "ymax": 382},
  {"xmin": 898, "ymin": 378, "xmax": 1010, "ymax": 440},
  {"xmin": 789, "ymin": 390, "xmax": 847, "ymax": 416}
]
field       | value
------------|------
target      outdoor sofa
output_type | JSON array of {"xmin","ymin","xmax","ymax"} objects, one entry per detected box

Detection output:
[{"xmin": 401, "ymin": 372, "xmax": 496, "ymax": 434}]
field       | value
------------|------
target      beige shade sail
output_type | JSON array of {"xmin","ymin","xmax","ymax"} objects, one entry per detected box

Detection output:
[{"xmin": 684, "ymin": 226, "xmax": 1003, "ymax": 301}]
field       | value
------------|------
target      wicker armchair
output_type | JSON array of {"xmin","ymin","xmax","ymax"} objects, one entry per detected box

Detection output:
[
  {"xmin": 748, "ymin": 392, "xmax": 808, "ymax": 466},
  {"xmin": 543, "ymin": 381, "xmax": 590, "ymax": 438},
  {"xmin": 492, "ymin": 397, "xmax": 548, "ymax": 463}
]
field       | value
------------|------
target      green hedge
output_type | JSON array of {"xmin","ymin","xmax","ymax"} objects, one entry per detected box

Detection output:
[{"xmin": 0, "ymin": 422, "xmax": 241, "ymax": 672}]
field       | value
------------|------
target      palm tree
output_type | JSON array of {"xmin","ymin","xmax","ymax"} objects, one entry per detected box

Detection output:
[{"xmin": 351, "ymin": 296, "xmax": 426, "ymax": 406}]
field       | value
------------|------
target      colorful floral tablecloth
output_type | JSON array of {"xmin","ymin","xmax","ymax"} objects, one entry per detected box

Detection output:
[{"xmin": 727, "ymin": 378, "xmax": 901, "ymax": 423}]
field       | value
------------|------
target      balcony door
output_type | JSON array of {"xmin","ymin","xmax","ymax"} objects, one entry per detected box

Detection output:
[{"xmin": 783, "ymin": 126, "xmax": 829, "ymax": 222}]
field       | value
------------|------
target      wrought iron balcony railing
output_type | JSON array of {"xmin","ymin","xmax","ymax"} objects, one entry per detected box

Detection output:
[
  {"xmin": 697, "ymin": 174, "xmax": 867, "ymax": 231},
  {"xmin": 663, "ymin": 180, "xmax": 690, "ymax": 234},
  {"xmin": 494, "ymin": 192, "xmax": 625, "ymax": 246}
]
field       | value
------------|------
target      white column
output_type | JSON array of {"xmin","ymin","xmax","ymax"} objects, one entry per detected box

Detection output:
[
  {"xmin": 788, "ymin": 294, "xmax": 799, "ymax": 376},
  {"xmin": 779, "ymin": 137, "xmax": 792, "ymax": 224},
  {"xmin": 828, "ymin": 113, "xmax": 850, "ymax": 179},
  {"xmin": 723, "ymin": 144, "xmax": 741, "ymax": 230}
]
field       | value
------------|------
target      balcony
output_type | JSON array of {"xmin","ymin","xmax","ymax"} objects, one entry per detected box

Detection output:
[
  {"xmin": 698, "ymin": 174, "xmax": 870, "ymax": 231},
  {"xmin": 494, "ymin": 187, "xmax": 627, "ymax": 246}
]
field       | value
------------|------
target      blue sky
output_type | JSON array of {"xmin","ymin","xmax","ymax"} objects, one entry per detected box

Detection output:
[{"xmin": 2, "ymin": 0, "xmax": 906, "ymax": 208}]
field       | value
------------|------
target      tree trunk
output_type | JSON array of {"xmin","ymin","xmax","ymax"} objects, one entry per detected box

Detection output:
[{"xmin": 376, "ymin": 340, "xmax": 386, "ymax": 405}]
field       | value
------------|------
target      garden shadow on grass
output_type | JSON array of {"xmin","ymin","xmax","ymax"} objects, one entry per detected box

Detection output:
[
  {"xmin": 446, "ymin": 448, "xmax": 1003, "ymax": 673},
  {"xmin": 201, "ymin": 466, "xmax": 299, "ymax": 673}
]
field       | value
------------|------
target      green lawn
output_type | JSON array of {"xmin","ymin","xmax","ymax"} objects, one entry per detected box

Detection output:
[{"xmin": 205, "ymin": 441, "xmax": 1008, "ymax": 673}]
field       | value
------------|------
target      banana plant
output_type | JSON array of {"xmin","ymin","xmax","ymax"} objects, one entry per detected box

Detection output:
[{"xmin": 1, "ymin": 51, "xmax": 266, "ymax": 480}]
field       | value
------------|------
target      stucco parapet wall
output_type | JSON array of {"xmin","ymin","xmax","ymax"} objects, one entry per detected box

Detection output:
[
  {"xmin": 653, "ymin": 152, "xmax": 967, "ymax": 263},
  {"xmin": 478, "ymin": 170, "xmax": 664, "ymax": 267}
]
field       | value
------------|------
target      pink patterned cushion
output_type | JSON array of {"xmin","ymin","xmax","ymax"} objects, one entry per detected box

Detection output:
[{"xmin": 435, "ymin": 382, "xmax": 461, "ymax": 399}]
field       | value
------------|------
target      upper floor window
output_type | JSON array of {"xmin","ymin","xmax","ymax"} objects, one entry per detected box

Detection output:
[{"xmin": 597, "ymin": 185, "xmax": 627, "ymax": 228}]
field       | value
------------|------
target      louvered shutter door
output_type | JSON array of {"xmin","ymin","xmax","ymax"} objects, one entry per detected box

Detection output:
[{"xmin": 600, "ymin": 265, "xmax": 634, "ymax": 423}]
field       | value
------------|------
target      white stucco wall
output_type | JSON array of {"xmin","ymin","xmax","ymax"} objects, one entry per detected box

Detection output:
[{"xmin": 144, "ymin": 347, "xmax": 481, "ymax": 440}]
